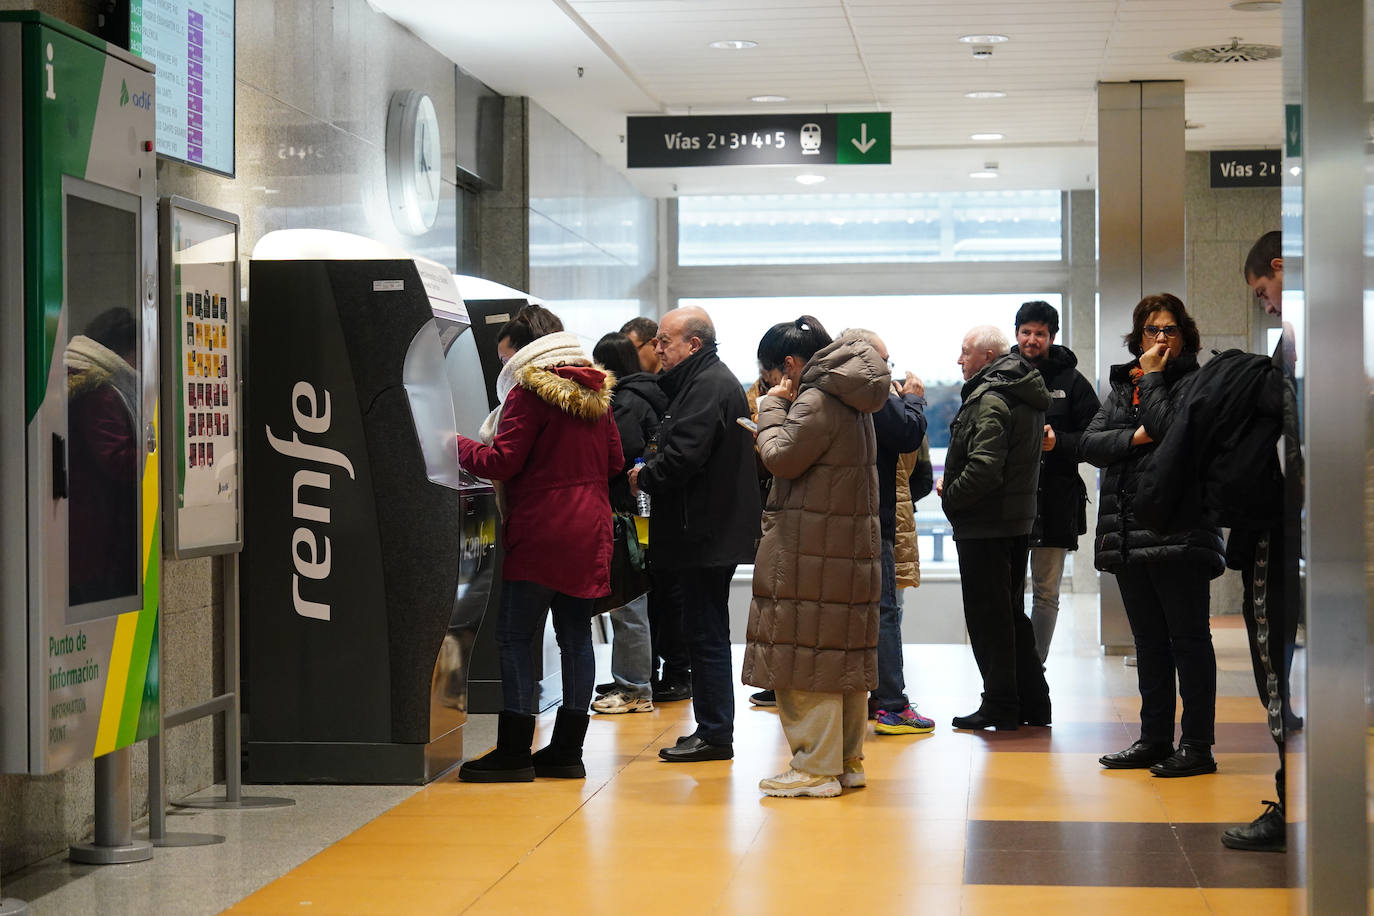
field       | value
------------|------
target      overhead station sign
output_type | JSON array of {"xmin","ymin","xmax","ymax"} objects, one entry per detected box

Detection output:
[
  {"xmin": 627, "ymin": 113, "xmax": 891, "ymax": 168},
  {"xmin": 1209, "ymin": 149, "xmax": 1282, "ymax": 188}
]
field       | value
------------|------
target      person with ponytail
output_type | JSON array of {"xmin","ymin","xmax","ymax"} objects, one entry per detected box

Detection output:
[{"xmin": 742, "ymin": 317, "xmax": 890, "ymax": 798}]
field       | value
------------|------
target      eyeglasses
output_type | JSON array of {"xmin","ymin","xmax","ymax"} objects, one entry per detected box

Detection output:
[{"xmin": 1143, "ymin": 325, "xmax": 1180, "ymax": 340}]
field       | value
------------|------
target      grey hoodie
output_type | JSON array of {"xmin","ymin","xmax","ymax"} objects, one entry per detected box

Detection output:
[{"xmin": 942, "ymin": 352, "xmax": 1051, "ymax": 540}]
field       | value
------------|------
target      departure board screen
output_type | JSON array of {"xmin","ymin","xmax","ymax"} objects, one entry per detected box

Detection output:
[{"xmin": 129, "ymin": 0, "xmax": 235, "ymax": 176}]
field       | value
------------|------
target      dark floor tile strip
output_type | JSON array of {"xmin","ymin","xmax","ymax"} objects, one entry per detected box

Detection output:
[{"xmin": 964, "ymin": 820, "xmax": 1295, "ymax": 889}]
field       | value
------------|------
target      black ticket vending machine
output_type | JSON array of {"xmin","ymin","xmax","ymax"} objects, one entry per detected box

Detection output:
[{"xmin": 242, "ymin": 230, "xmax": 496, "ymax": 784}]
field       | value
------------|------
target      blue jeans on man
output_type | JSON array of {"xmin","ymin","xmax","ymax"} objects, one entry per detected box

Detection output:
[{"xmin": 873, "ymin": 538, "xmax": 907, "ymax": 712}]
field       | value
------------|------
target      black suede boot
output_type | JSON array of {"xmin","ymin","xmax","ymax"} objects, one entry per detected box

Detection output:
[
  {"xmin": 532, "ymin": 707, "xmax": 589, "ymax": 779},
  {"xmin": 459, "ymin": 711, "xmax": 536, "ymax": 783}
]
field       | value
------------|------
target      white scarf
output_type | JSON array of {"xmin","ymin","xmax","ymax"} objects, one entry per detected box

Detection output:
[{"xmin": 478, "ymin": 331, "xmax": 591, "ymax": 444}]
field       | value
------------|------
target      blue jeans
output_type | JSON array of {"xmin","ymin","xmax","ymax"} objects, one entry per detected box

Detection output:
[
  {"xmin": 873, "ymin": 538, "xmax": 908, "ymax": 711},
  {"xmin": 496, "ymin": 579, "xmax": 595, "ymax": 715},
  {"xmin": 608, "ymin": 592, "xmax": 653, "ymax": 698},
  {"xmin": 668, "ymin": 566, "xmax": 736, "ymax": 744}
]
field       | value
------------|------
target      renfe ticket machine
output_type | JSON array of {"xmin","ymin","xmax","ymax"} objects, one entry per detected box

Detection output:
[{"xmin": 242, "ymin": 230, "xmax": 497, "ymax": 784}]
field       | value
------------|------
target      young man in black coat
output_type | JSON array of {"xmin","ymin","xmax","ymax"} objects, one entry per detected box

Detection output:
[
  {"xmin": 630, "ymin": 307, "xmax": 762, "ymax": 761},
  {"xmin": 1222, "ymin": 230, "xmax": 1304, "ymax": 852},
  {"xmin": 1011, "ymin": 301, "xmax": 1100, "ymax": 662}
]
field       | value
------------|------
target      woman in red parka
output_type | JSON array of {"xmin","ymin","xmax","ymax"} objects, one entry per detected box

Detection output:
[{"xmin": 457, "ymin": 306, "xmax": 623, "ymax": 783}]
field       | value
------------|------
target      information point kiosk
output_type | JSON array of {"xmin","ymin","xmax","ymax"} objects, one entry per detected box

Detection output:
[
  {"xmin": 242, "ymin": 231, "xmax": 497, "ymax": 784},
  {"xmin": 0, "ymin": 12, "xmax": 159, "ymax": 868}
]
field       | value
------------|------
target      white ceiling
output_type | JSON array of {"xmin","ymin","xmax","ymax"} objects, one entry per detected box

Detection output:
[{"xmin": 371, "ymin": 0, "xmax": 1283, "ymax": 196}]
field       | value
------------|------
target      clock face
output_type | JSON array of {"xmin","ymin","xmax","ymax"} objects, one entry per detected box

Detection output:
[{"xmin": 386, "ymin": 91, "xmax": 443, "ymax": 235}]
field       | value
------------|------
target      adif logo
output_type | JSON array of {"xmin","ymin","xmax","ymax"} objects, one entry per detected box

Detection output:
[
  {"xmin": 266, "ymin": 381, "xmax": 355, "ymax": 621},
  {"xmin": 120, "ymin": 79, "xmax": 152, "ymax": 110}
]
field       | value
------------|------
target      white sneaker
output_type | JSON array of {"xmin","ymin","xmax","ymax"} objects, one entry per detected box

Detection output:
[
  {"xmin": 591, "ymin": 690, "xmax": 654, "ymax": 715},
  {"xmin": 759, "ymin": 767, "xmax": 841, "ymax": 798},
  {"xmin": 839, "ymin": 757, "xmax": 866, "ymax": 788}
]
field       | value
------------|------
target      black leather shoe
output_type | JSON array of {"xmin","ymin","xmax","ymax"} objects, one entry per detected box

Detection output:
[
  {"xmin": 652, "ymin": 679, "xmax": 692, "ymax": 702},
  {"xmin": 1099, "ymin": 740, "xmax": 1174, "ymax": 769},
  {"xmin": 1149, "ymin": 742, "xmax": 1217, "ymax": 778},
  {"xmin": 951, "ymin": 711, "xmax": 1018, "ymax": 731},
  {"xmin": 1221, "ymin": 800, "xmax": 1286, "ymax": 852},
  {"xmin": 750, "ymin": 690, "xmax": 776, "ymax": 707},
  {"xmin": 658, "ymin": 736, "xmax": 733, "ymax": 762},
  {"xmin": 1020, "ymin": 706, "xmax": 1052, "ymax": 726}
]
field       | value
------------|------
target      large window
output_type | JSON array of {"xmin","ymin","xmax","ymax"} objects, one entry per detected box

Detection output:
[{"xmin": 678, "ymin": 190, "xmax": 1063, "ymax": 266}]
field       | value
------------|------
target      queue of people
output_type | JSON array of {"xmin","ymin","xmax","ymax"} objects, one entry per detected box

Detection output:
[{"xmin": 454, "ymin": 229, "xmax": 1301, "ymax": 853}]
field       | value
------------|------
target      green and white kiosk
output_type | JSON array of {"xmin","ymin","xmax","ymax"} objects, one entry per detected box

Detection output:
[{"xmin": 0, "ymin": 12, "xmax": 160, "ymax": 869}]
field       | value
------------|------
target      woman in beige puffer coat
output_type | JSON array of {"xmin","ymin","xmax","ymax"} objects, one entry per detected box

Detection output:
[{"xmin": 743, "ymin": 319, "xmax": 890, "ymax": 798}]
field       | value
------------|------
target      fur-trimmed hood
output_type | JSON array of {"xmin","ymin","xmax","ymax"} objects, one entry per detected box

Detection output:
[{"xmin": 516, "ymin": 363, "xmax": 615, "ymax": 421}]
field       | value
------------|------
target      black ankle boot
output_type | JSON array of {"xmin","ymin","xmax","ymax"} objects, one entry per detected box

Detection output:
[
  {"xmin": 459, "ymin": 710, "xmax": 536, "ymax": 783},
  {"xmin": 532, "ymin": 707, "xmax": 589, "ymax": 778}
]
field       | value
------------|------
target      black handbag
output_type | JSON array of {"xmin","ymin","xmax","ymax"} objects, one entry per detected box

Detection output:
[{"xmin": 590, "ymin": 512, "xmax": 651, "ymax": 614}]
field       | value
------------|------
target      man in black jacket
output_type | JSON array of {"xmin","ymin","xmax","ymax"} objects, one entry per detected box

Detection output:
[
  {"xmin": 939, "ymin": 326, "xmax": 1052, "ymax": 730},
  {"xmin": 630, "ymin": 306, "xmax": 762, "ymax": 761},
  {"xmin": 1221, "ymin": 230, "xmax": 1303, "ymax": 852},
  {"xmin": 1011, "ymin": 301, "xmax": 1100, "ymax": 662}
]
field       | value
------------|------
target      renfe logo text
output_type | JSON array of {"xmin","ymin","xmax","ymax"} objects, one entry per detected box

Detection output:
[{"xmin": 266, "ymin": 382, "xmax": 355, "ymax": 621}]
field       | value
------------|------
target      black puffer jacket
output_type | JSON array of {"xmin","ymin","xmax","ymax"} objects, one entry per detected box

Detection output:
[
  {"xmin": 942, "ymin": 353, "xmax": 1050, "ymax": 540},
  {"xmin": 1013, "ymin": 344, "xmax": 1100, "ymax": 549},
  {"xmin": 607, "ymin": 372, "xmax": 668, "ymax": 513},
  {"xmin": 1078, "ymin": 351, "xmax": 1224, "ymax": 576}
]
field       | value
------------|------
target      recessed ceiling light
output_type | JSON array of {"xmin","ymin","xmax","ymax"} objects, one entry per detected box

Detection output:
[
  {"xmin": 749, "ymin": 95, "xmax": 788, "ymax": 103},
  {"xmin": 795, "ymin": 174, "xmax": 826, "ymax": 185},
  {"xmin": 969, "ymin": 162, "xmax": 999, "ymax": 179},
  {"xmin": 959, "ymin": 34, "xmax": 1010, "ymax": 43},
  {"xmin": 709, "ymin": 39, "xmax": 757, "ymax": 50},
  {"xmin": 970, "ymin": 132, "xmax": 1005, "ymax": 141},
  {"xmin": 1231, "ymin": 0, "xmax": 1281, "ymax": 10},
  {"xmin": 965, "ymin": 90, "xmax": 1007, "ymax": 99}
]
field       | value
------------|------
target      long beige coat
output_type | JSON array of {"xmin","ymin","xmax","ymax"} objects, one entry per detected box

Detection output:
[{"xmin": 742, "ymin": 337, "xmax": 890, "ymax": 693}]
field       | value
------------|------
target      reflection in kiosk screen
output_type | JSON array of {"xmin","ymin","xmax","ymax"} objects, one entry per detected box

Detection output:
[{"xmin": 64, "ymin": 195, "xmax": 141, "ymax": 614}]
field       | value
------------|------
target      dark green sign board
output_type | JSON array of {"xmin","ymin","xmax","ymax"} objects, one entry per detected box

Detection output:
[
  {"xmin": 1285, "ymin": 104, "xmax": 1301, "ymax": 158},
  {"xmin": 627, "ymin": 112, "xmax": 891, "ymax": 168}
]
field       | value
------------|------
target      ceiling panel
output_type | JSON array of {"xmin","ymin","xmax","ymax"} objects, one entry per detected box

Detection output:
[{"xmin": 371, "ymin": 0, "xmax": 1287, "ymax": 197}]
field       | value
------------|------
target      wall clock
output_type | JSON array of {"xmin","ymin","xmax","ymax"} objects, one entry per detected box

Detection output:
[{"xmin": 385, "ymin": 90, "xmax": 442, "ymax": 235}]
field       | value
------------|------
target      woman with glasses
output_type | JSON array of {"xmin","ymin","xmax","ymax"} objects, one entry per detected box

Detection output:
[
  {"xmin": 1080, "ymin": 293, "xmax": 1225, "ymax": 778},
  {"xmin": 742, "ymin": 317, "xmax": 890, "ymax": 797}
]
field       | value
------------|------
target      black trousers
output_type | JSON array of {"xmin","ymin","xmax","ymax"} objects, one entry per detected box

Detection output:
[
  {"xmin": 1239, "ymin": 523, "xmax": 1299, "ymax": 802},
  {"xmin": 664, "ymin": 565, "xmax": 736, "ymax": 745},
  {"xmin": 648, "ymin": 569, "xmax": 690, "ymax": 682},
  {"xmin": 1114, "ymin": 558, "xmax": 1217, "ymax": 747},
  {"xmin": 956, "ymin": 535, "xmax": 1050, "ymax": 722}
]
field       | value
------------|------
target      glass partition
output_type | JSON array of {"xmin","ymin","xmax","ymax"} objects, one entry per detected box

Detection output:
[{"xmin": 63, "ymin": 186, "xmax": 142, "ymax": 619}]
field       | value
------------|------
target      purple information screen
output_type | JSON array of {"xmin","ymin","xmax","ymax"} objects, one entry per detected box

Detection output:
[{"xmin": 129, "ymin": 0, "xmax": 235, "ymax": 176}]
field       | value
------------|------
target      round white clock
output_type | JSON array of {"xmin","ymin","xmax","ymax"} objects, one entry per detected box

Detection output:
[{"xmin": 385, "ymin": 90, "xmax": 442, "ymax": 235}]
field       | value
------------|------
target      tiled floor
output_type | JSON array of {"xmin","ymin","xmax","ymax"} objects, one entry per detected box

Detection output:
[{"xmin": 6, "ymin": 597, "xmax": 1301, "ymax": 915}]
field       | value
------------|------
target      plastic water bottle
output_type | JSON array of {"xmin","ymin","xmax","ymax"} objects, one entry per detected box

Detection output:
[{"xmin": 634, "ymin": 458, "xmax": 651, "ymax": 517}]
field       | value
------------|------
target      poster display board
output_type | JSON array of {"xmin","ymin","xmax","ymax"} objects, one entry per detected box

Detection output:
[{"xmin": 159, "ymin": 197, "xmax": 241, "ymax": 557}]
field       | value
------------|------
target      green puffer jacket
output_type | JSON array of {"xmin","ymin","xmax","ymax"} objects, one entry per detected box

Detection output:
[{"xmin": 942, "ymin": 353, "xmax": 1051, "ymax": 540}]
